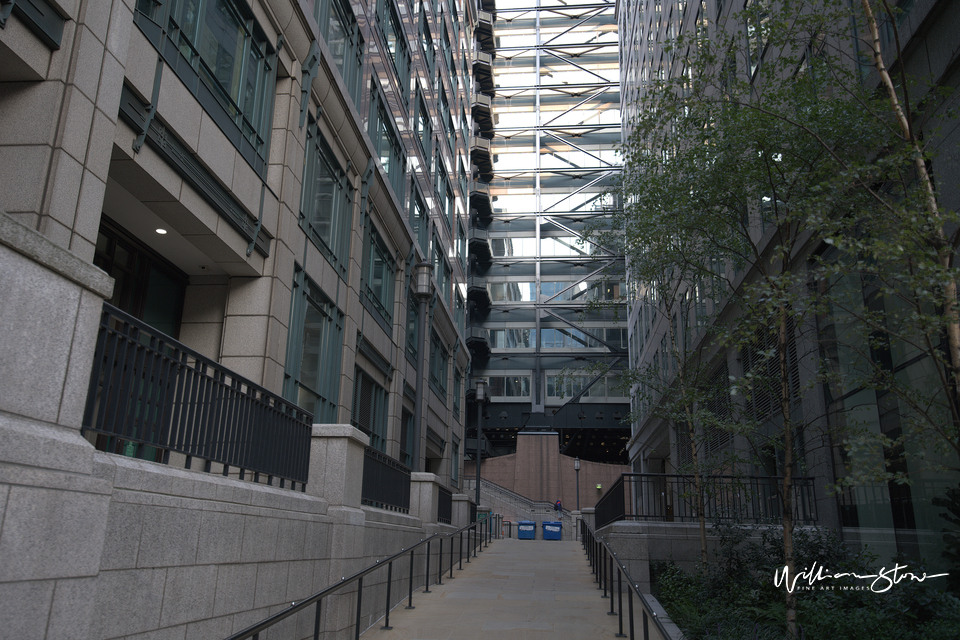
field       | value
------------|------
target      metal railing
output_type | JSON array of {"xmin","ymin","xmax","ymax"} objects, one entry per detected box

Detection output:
[
  {"xmin": 361, "ymin": 447, "xmax": 411, "ymax": 513},
  {"xmin": 82, "ymin": 303, "xmax": 311, "ymax": 488},
  {"xmin": 467, "ymin": 477, "xmax": 572, "ymax": 521},
  {"xmin": 224, "ymin": 513, "xmax": 504, "ymax": 640},
  {"xmin": 581, "ymin": 519, "xmax": 675, "ymax": 640},
  {"xmin": 595, "ymin": 473, "xmax": 818, "ymax": 529},
  {"xmin": 438, "ymin": 486, "xmax": 453, "ymax": 524}
]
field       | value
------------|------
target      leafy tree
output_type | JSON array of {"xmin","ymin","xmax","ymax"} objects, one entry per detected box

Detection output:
[{"xmin": 615, "ymin": 0, "xmax": 959, "ymax": 635}]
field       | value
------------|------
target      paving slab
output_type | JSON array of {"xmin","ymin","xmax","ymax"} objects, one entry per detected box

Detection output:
[{"xmin": 360, "ymin": 538, "xmax": 626, "ymax": 640}]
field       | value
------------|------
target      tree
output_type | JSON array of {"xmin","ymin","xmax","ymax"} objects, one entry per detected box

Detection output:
[{"xmin": 616, "ymin": 0, "xmax": 959, "ymax": 636}]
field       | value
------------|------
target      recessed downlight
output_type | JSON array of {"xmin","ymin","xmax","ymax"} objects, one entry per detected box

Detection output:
[{"xmin": 156, "ymin": 228, "xmax": 167, "ymax": 235}]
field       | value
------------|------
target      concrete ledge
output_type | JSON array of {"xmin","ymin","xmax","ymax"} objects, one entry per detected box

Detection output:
[{"xmin": 0, "ymin": 211, "xmax": 113, "ymax": 298}]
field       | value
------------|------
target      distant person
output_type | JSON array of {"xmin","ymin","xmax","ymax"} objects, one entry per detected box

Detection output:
[{"xmin": 555, "ymin": 499, "xmax": 562, "ymax": 516}]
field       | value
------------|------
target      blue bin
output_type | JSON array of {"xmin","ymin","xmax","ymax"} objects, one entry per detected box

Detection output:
[
  {"xmin": 518, "ymin": 520, "xmax": 536, "ymax": 540},
  {"xmin": 542, "ymin": 521, "xmax": 562, "ymax": 540}
]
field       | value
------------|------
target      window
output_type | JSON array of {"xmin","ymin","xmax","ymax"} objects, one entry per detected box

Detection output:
[
  {"xmin": 377, "ymin": 0, "xmax": 410, "ymax": 102},
  {"xmin": 453, "ymin": 369, "xmax": 462, "ymax": 420},
  {"xmin": 134, "ymin": 0, "xmax": 277, "ymax": 172},
  {"xmin": 489, "ymin": 282, "xmax": 536, "ymax": 302},
  {"xmin": 429, "ymin": 331, "xmax": 449, "ymax": 399},
  {"xmin": 456, "ymin": 221, "xmax": 466, "ymax": 271},
  {"xmin": 406, "ymin": 293, "xmax": 419, "ymax": 361},
  {"xmin": 363, "ymin": 217, "xmax": 396, "ymax": 323},
  {"xmin": 745, "ymin": 0, "xmax": 769, "ymax": 78},
  {"xmin": 400, "ymin": 410, "xmax": 414, "ymax": 467},
  {"xmin": 316, "ymin": 0, "xmax": 364, "ymax": 104},
  {"xmin": 410, "ymin": 185, "xmax": 429, "ymax": 255},
  {"xmin": 370, "ymin": 89, "xmax": 406, "ymax": 197},
  {"xmin": 414, "ymin": 93, "xmax": 432, "ymax": 157},
  {"xmin": 489, "ymin": 328, "xmax": 536, "ymax": 349},
  {"xmin": 440, "ymin": 18, "xmax": 453, "ymax": 76},
  {"xmin": 353, "ymin": 368, "xmax": 388, "ymax": 452},
  {"xmin": 433, "ymin": 237, "xmax": 451, "ymax": 305},
  {"xmin": 301, "ymin": 119, "xmax": 352, "ymax": 273},
  {"xmin": 419, "ymin": 7, "xmax": 435, "ymax": 75},
  {"xmin": 455, "ymin": 290, "xmax": 465, "ymax": 335},
  {"xmin": 451, "ymin": 438, "xmax": 460, "ymax": 484},
  {"xmin": 487, "ymin": 376, "xmax": 531, "ymax": 397},
  {"xmin": 284, "ymin": 267, "xmax": 344, "ymax": 424},
  {"xmin": 438, "ymin": 86, "xmax": 454, "ymax": 148}
]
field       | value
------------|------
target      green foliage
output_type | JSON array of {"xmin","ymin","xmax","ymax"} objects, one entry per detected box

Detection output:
[{"xmin": 653, "ymin": 527, "xmax": 960, "ymax": 639}]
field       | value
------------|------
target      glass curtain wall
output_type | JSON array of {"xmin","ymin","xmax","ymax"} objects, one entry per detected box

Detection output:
[{"xmin": 472, "ymin": 0, "xmax": 628, "ymax": 462}]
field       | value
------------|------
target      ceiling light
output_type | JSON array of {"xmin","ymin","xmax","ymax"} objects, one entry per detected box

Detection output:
[{"xmin": 156, "ymin": 228, "xmax": 167, "ymax": 235}]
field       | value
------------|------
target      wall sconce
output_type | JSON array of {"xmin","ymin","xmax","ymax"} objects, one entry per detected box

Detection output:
[{"xmin": 596, "ymin": 483, "xmax": 602, "ymax": 490}]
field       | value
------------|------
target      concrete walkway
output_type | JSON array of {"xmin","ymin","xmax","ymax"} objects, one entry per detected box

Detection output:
[{"xmin": 360, "ymin": 538, "xmax": 625, "ymax": 639}]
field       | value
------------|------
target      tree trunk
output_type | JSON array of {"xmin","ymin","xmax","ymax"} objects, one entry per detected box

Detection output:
[{"xmin": 779, "ymin": 303, "xmax": 797, "ymax": 639}]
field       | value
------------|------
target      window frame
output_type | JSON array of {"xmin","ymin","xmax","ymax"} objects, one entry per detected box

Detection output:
[
  {"xmin": 369, "ymin": 86, "xmax": 407, "ymax": 199},
  {"xmin": 362, "ymin": 215, "xmax": 397, "ymax": 326},
  {"xmin": 284, "ymin": 265, "xmax": 344, "ymax": 424},
  {"xmin": 301, "ymin": 117, "xmax": 353, "ymax": 275}
]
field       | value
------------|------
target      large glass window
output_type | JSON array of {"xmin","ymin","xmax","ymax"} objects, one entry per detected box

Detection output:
[
  {"xmin": 363, "ymin": 218, "xmax": 396, "ymax": 323},
  {"xmin": 352, "ymin": 368, "xmax": 388, "ymax": 452},
  {"xmin": 370, "ymin": 90, "xmax": 406, "ymax": 198},
  {"xmin": 453, "ymin": 369, "xmax": 462, "ymax": 420},
  {"xmin": 377, "ymin": 0, "xmax": 411, "ymax": 102},
  {"xmin": 433, "ymin": 233, "xmax": 450, "ymax": 302},
  {"xmin": 489, "ymin": 282, "xmax": 536, "ymax": 302},
  {"xmin": 489, "ymin": 328, "xmax": 536, "ymax": 349},
  {"xmin": 406, "ymin": 293, "xmax": 419, "ymax": 361},
  {"xmin": 419, "ymin": 7, "xmax": 435, "ymax": 75},
  {"xmin": 487, "ymin": 376, "xmax": 531, "ymax": 397},
  {"xmin": 414, "ymin": 93, "xmax": 432, "ymax": 157},
  {"xmin": 301, "ymin": 119, "xmax": 352, "ymax": 273},
  {"xmin": 284, "ymin": 267, "xmax": 344, "ymax": 424},
  {"xmin": 315, "ymin": 0, "xmax": 363, "ymax": 104},
  {"xmin": 134, "ymin": 0, "xmax": 276, "ymax": 170},
  {"xmin": 429, "ymin": 331, "xmax": 449, "ymax": 399},
  {"xmin": 410, "ymin": 185, "xmax": 429, "ymax": 255}
]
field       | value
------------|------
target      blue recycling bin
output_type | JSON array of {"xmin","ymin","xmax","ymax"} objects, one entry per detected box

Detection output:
[
  {"xmin": 518, "ymin": 520, "xmax": 536, "ymax": 540},
  {"xmin": 542, "ymin": 521, "xmax": 562, "ymax": 540}
]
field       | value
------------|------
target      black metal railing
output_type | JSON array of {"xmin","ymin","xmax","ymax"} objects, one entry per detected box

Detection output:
[
  {"xmin": 82, "ymin": 303, "xmax": 311, "ymax": 488},
  {"xmin": 438, "ymin": 486, "xmax": 453, "ymax": 524},
  {"xmin": 361, "ymin": 447, "xmax": 412, "ymax": 512},
  {"xmin": 224, "ymin": 513, "xmax": 504, "ymax": 640},
  {"xmin": 581, "ymin": 519, "xmax": 674, "ymax": 640},
  {"xmin": 595, "ymin": 473, "xmax": 818, "ymax": 529}
]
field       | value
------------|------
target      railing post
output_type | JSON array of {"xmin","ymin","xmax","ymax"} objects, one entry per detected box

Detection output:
[
  {"xmin": 312, "ymin": 600, "xmax": 322, "ymax": 640},
  {"xmin": 628, "ymin": 587, "xmax": 635, "ymax": 640},
  {"xmin": 353, "ymin": 576, "xmax": 363, "ymax": 640},
  {"xmin": 406, "ymin": 548, "xmax": 416, "ymax": 609},
  {"xmin": 600, "ymin": 545, "xmax": 606, "ymax": 593},
  {"xmin": 616, "ymin": 570, "xmax": 626, "ymax": 637},
  {"xmin": 426, "ymin": 540, "xmax": 433, "ymax": 591},
  {"xmin": 449, "ymin": 535, "xmax": 454, "ymax": 578},
  {"xmin": 608, "ymin": 557, "xmax": 616, "ymax": 613},
  {"xmin": 436, "ymin": 538, "xmax": 442, "ymax": 586},
  {"xmin": 382, "ymin": 562, "xmax": 393, "ymax": 630},
  {"xmin": 459, "ymin": 531, "xmax": 464, "ymax": 569}
]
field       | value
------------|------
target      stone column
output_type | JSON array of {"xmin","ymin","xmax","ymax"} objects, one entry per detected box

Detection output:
[
  {"xmin": 307, "ymin": 424, "xmax": 369, "ymax": 636},
  {"xmin": 0, "ymin": 213, "xmax": 115, "ymax": 639},
  {"xmin": 410, "ymin": 472, "xmax": 441, "ymax": 525},
  {"xmin": 452, "ymin": 493, "xmax": 472, "ymax": 529}
]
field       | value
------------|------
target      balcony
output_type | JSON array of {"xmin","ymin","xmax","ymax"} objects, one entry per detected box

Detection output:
[
  {"xmin": 82, "ymin": 303, "xmax": 312, "ymax": 488},
  {"xmin": 470, "ymin": 136, "xmax": 493, "ymax": 182},
  {"xmin": 473, "ymin": 51, "xmax": 495, "ymax": 96},
  {"xmin": 470, "ymin": 181, "xmax": 493, "ymax": 223},
  {"xmin": 468, "ymin": 226, "xmax": 492, "ymax": 263},
  {"xmin": 471, "ymin": 92, "xmax": 494, "ymax": 139},
  {"xmin": 476, "ymin": 11, "xmax": 495, "ymax": 54},
  {"xmin": 468, "ymin": 275, "xmax": 491, "ymax": 309},
  {"xmin": 466, "ymin": 326, "xmax": 491, "ymax": 359}
]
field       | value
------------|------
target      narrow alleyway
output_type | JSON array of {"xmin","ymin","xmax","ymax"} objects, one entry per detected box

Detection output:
[{"xmin": 360, "ymin": 538, "xmax": 626, "ymax": 639}]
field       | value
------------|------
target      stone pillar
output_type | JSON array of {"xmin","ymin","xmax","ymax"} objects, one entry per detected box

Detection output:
[
  {"xmin": 410, "ymin": 472, "xmax": 441, "ymax": 524},
  {"xmin": 0, "ymin": 213, "xmax": 115, "ymax": 639},
  {"xmin": 582, "ymin": 507, "xmax": 596, "ymax": 532},
  {"xmin": 452, "ymin": 493, "xmax": 472, "ymax": 529},
  {"xmin": 307, "ymin": 424, "xmax": 369, "ymax": 635}
]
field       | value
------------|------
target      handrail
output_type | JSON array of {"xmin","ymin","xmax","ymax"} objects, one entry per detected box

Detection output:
[
  {"xmin": 224, "ymin": 513, "xmax": 503, "ymax": 640},
  {"xmin": 580, "ymin": 518, "xmax": 675, "ymax": 640},
  {"xmin": 471, "ymin": 477, "xmax": 573, "ymax": 519}
]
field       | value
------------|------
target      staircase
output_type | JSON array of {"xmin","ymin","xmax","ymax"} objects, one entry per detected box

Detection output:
[{"xmin": 464, "ymin": 478, "xmax": 577, "ymax": 540}]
